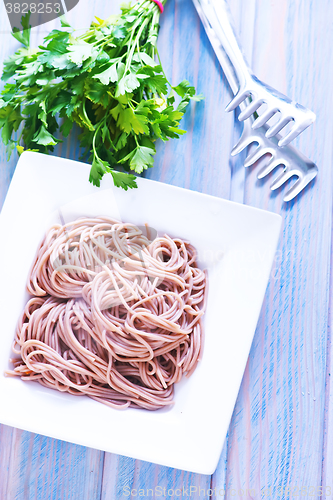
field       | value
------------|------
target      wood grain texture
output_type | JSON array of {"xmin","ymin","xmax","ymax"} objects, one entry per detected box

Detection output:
[
  {"xmin": 0, "ymin": 425, "xmax": 104, "ymax": 500},
  {"xmin": 101, "ymin": 455, "xmax": 212, "ymax": 499},
  {"xmin": 322, "ymin": 201, "xmax": 333, "ymax": 494},
  {"xmin": 0, "ymin": 0, "xmax": 332, "ymax": 498},
  {"xmin": 211, "ymin": 1, "xmax": 333, "ymax": 499}
]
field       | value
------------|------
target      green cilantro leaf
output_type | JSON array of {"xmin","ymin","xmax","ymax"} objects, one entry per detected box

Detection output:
[
  {"xmin": 32, "ymin": 126, "xmax": 58, "ymax": 146},
  {"xmin": 85, "ymin": 80, "xmax": 110, "ymax": 107},
  {"xmin": 68, "ymin": 40, "xmax": 98, "ymax": 65},
  {"xmin": 60, "ymin": 17, "xmax": 72, "ymax": 29},
  {"xmin": 117, "ymin": 107, "xmax": 149, "ymax": 135},
  {"xmin": 12, "ymin": 13, "xmax": 31, "ymax": 48},
  {"xmin": 121, "ymin": 145, "xmax": 155, "ymax": 173},
  {"xmin": 172, "ymin": 80, "xmax": 195, "ymax": 98},
  {"xmin": 93, "ymin": 62, "xmax": 119, "ymax": 85},
  {"xmin": 116, "ymin": 72, "xmax": 140, "ymax": 95},
  {"xmin": 133, "ymin": 52, "xmax": 157, "ymax": 67},
  {"xmin": 111, "ymin": 170, "xmax": 137, "ymax": 190},
  {"xmin": 89, "ymin": 157, "xmax": 109, "ymax": 186},
  {"xmin": 49, "ymin": 91, "xmax": 72, "ymax": 116}
]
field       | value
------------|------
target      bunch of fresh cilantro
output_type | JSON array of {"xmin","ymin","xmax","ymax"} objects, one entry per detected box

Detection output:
[{"xmin": 0, "ymin": 3, "xmax": 202, "ymax": 190}]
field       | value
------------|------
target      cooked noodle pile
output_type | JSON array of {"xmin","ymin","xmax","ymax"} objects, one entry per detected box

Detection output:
[{"xmin": 7, "ymin": 217, "xmax": 206, "ymax": 410}]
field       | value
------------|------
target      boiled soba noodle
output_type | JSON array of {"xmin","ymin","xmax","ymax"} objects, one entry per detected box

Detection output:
[{"xmin": 7, "ymin": 217, "xmax": 206, "ymax": 410}]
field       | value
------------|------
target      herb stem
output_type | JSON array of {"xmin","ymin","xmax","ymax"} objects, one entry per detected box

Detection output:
[
  {"xmin": 92, "ymin": 121, "xmax": 103, "ymax": 159},
  {"xmin": 82, "ymin": 97, "xmax": 92, "ymax": 129},
  {"xmin": 125, "ymin": 17, "xmax": 149, "ymax": 73}
]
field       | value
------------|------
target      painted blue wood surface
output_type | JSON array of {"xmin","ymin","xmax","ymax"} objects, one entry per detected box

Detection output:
[{"xmin": 0, "ymin": 0, "xmax": 331, "ymax": 498}]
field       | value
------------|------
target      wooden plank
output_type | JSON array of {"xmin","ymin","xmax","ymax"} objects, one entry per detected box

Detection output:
[
  {"xmin": 211, "ymin": 0, "xmax": 333, "ymax": 498},
  {"xmin": 322, "ymin": 209, "xmax": 333, "ymax": 494},
  {"xmin": 100, "ymin": 0, "xmax": 233, "ymax": 493},
  {"xmin": 0, "ymin": 6, "xmax": 108, "ymax": 500},
  {"xmin": 101, "ymin": 454, "xmax": 212, "ymax": 499},
  {"xmin": 210, "ymin": 0, "xmax": 257, "ymax": 495},
  {"xmin": 0, "ymin": 425, "xmax": 104, "ymax": 500},
  {"xmin": 0, "ymin": 424, "xmax": 14, "ymax": 499}
]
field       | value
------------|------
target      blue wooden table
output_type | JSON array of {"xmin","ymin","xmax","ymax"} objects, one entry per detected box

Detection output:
[{"xmin": 0, "ymin": 0, "xmax": 330, "ymax": 498}]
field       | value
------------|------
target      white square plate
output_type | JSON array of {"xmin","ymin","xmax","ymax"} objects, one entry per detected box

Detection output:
[{"xmin": 0, "ymin": 152, "xmax": 281, "ymax": 474}]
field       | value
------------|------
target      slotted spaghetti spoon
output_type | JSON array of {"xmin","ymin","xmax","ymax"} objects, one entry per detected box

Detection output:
[
  {"xmin": 192, "ymin": 0, "xmax": 318, "ymax": 201},
  {"xmin": 192, "ymin": 0, "xmax": 316, "ymax": 147}
]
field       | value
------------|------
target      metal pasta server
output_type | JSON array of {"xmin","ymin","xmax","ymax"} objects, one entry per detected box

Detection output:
[
  {"xmin": 192, "ymin": 0, "xmax": 315, "ymax": 146},
  {"xmin": 192, "ymin": 0, "xmax": 318, "ymax": 201}
]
